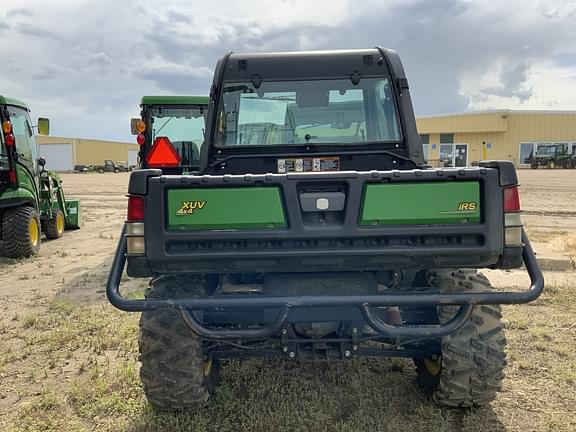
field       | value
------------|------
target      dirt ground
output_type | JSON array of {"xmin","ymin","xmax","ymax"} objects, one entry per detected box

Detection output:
[{"xmin": 0, "ymin": 169, "xmax": 575, "ymax": 431}]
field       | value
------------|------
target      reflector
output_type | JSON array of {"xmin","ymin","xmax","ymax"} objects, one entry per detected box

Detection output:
[
  {"xmin": 137, "ymin": 134, "xmax": 145, "ymax": 145},
  {"xmin": 136, "ymin": 120, "xmax": 146, "ymax": 133},
  {"xmin": 8, "ymin": 170, "xmax": 17, "ymax": 183},
  {"xmin": 146, "ymin": 136, "xmax": 181, "ymax": 168}
]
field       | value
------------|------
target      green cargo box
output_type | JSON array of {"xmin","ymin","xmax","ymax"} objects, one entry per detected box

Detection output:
[{"xmin": 65, "ymin": 199, "xmax": 83, "ymax": 229}]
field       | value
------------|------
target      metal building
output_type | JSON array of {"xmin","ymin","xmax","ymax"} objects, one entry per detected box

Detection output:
[
  {"xmin": 36, "ymin": 136, "xmax": 139, "ymax": 171},
  {"xmin": 416, "ymin": 110, "xmax": 576, "ymax": 168}
]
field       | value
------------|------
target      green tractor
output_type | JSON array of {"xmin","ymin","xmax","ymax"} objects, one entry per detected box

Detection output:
[
  {"xmin": 528, "ymin": 143, "xmax": 575, "ymax": 169},
  {"xmin": 0, "ymin": 96, "xmax": 81, "ymax": 258},
  {"xmin": 130, "ymin": 95, "xmax": 209, "ymax": 171}
]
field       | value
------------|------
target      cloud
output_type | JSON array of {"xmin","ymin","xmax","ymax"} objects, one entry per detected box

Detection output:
[
  {"xmin": 86, "ymin": 52, "xmax": 113, "ymax": 69},
  {"xmin": 15, "ymin": 22, "xmax": 61, "ymax": 40},
  {"xmin": 0, "ymin": 0, "xmax": 574, "ymax": 142},
  {"xmin": 136, "ymin": 64, "xmax": 214, "ymax": 92},
  {"xmin": 6, "ymin": 8, "xmax": 34, "ymax": 18}
]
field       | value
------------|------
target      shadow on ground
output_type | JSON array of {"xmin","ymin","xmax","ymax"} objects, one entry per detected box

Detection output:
[
  {"xmin": 119, "ymin": 358, "xmax": 506, "ymax": 432},
  {"xmin": 57, "ymin": 257, "xmax": 148, "ymax": 304}
]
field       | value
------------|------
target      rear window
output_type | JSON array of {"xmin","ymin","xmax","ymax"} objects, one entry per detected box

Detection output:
[
  {"xmin": 217, "ymin": 78, "xmax": 401, "ymax": 147},
  {"xmin": 149, "ymin": 106, "xmax": 206, "ymax": 166}
]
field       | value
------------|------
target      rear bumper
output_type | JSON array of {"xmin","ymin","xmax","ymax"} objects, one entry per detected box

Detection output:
[{"xmin": 107, "ymin": 227, "xmax": 544, "ymax": 340}]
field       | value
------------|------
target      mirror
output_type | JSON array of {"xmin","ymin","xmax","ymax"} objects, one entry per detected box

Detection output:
[
  {"xmin": 130, "ymin": 118, "xmax": 140, "ymax": 135},
  {"xmin": 37, "ymin": 118, "xmax": 50, "ymax": 136}
]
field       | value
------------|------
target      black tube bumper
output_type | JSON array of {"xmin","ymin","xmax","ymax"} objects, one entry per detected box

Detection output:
[{"xmin": 107, "ymin": 227, "xmax": 544, "ymax": 340}]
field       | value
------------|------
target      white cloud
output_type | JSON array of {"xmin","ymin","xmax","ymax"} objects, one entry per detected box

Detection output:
[{"xmin": 461, "ymin": 62, "xmax": 576, "ymax": 110}]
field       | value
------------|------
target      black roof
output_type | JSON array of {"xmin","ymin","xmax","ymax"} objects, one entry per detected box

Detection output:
[{"xmin": 220, "ymin": 47, "xmax": 403, "ymax": 82}]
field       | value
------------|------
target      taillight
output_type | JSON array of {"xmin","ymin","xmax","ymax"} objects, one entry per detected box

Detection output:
[
  {"xmin": 146, "ymin": 136, "xmax": 181, "ymax": 168},
  {"xmin": 8, "ymin": 170, "xmax": 17, "ymax": 184},
  {"xmin": 126, "ymin": 195, "xmax": 145, "ymax": 255},
  {"xmin": 503, "ymin": 186, "xmax": 520, "ymax": 213},
  {"xmin": 136, "ymin": 133, "xmax": 146, "ymax": 146},
  {"xmin": 5, "ymin": 133, "xmax": 15, "ymax": 147},
  {"xmin": 127, "ymin": 196, "xmax": 145, "ymax": 221},
  {"xmin": 503, "ymin": 186, "xmax": 522, "ymax": 246}
]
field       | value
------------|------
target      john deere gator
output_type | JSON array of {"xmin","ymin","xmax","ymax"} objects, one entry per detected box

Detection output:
[{"xmin": 107, "ymin": 48, "xmax": 544, "ymax": 410}]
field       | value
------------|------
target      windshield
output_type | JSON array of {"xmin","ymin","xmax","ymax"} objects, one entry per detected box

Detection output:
[
  {"xmin": 1, "ymin": 105, "xmax": 37, "ymax": 171},
  {"xmin": 216, "ymin": 78, "xmax": 401, "ymax": 147},
  {"xmin": 536, "ymin": 146, "xmax": 558, "ymax": 156},
  {"xmin": 149, "ymin": 106, "xmax": 206, "ymax": 166}
]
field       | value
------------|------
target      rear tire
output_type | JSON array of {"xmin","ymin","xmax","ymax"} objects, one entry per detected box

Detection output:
[
  {"xmin": 1, "ymin": 206, "xmax": 41, "ymax": 258},
  {"xmin": 45, "ymin": 208, "xmax": 65, "ymax": 239},
  {"xmin": 415, "ymin": 270, "xmax": 507, "ymax": 407},
  {"xmin": 139, "ymin": 274, "xmax": 219, "ymax": 411}
]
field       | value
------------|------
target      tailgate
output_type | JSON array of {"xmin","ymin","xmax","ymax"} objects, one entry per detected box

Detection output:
[{"xmin": 139, "ymin": 168, "xmax": 504, "ymax": 274}]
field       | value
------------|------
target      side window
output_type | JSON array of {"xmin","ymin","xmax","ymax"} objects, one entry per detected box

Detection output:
[
  {"xmin": 422, "ymin": 144, "xmax": 429, "ymax": 162},
  {"xmin": 374, "ymin": 80, "xmax": 400, "ymax": 141},
  {"xmin": 9, "ymin": 106, "xmax": 37, "ymax": 168}
]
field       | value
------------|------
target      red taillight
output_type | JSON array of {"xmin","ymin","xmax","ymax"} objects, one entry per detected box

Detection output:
[
  {"xmin": 137, "ymin": 133, "xmax": 146, "ymax": 146},
  {"xmin": 127, "ymin": 196, "xmax": 145, "ymax": 221},
  {"xmin": 146, "ymin": 136, "xmax": 181, "ymax": 168},
  {"xmin": 503, "ymin": 186, "xmax": 520, "ymax": 212},
  {"xmin": 8, "ymin": 170, "xmax": 17, "ymax": 184},
  {"xmin": 5, "ymin": 133, "xmax": 15, "ymax": 147}
]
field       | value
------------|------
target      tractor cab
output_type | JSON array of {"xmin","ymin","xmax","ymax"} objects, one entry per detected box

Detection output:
[
  {"xmin": 0, "ymin": 96, "xmax": 49, "ymax": 194},
  {"xmin": 131, "ymin": 96, "xmax": 209, "ymax": 173}
]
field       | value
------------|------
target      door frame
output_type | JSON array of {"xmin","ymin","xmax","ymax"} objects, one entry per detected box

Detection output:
[{"xmin": 439, "ymin": 143, "xmax": 468, "ymax": 167}]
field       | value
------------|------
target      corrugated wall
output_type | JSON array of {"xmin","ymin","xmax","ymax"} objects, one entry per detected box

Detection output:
[
  {"xmin": 417, "ymin": 111, "xmax": 576, "ymax": 166},
  {"xmin": 37, "ymin": 136, "xmax": 139, "ymax": 166},
  {"xmin": 74, "ymin": 139, "xmax": 139, "ymax": 165}
]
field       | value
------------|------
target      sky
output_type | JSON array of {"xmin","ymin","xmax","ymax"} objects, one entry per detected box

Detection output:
[{"xmin": 0, "ymin": 0, "xmax": 575, "ymax": 142}]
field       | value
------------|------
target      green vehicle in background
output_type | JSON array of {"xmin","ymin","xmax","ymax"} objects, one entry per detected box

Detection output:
[
  {"xmin": 528, "ymin": 143, "xmax": 575, "ymax": 169},
  {"xmin": 130, "ymin": 96, "xmax": 209, "ymax": 171},
  {"xmin": 0, "ymin": 96, "xmax": 81, "ymax": 258}
]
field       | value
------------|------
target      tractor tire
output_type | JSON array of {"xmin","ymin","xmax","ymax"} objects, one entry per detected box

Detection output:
[
  {"xmin": 415, "ymin": 270, "xmax": 506, "ymax": 407},
  {"xmin": 139, "ymin": 274, "xmax": 218, "ymax": 411},
  {"xmin": 1, "ymin": 206, "xmax": 41, "ymax": 258},
  {"xmin": 44, "ymin": 208, "xmax": 65, "ymax": 239},
  {"xmin": 530, "ymin": 162, "xmax": 538, "ymax": 169}
]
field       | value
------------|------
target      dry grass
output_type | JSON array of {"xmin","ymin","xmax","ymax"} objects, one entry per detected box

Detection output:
[
  {"xmin": 2, "ymin": 271, "xmax": 575, "ymax": 432},
  {"xmin": 558, "ymin": 233, "xmax": 576, "ymax": 261}
]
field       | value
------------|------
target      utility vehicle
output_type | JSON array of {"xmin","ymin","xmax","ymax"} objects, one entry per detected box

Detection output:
[
  {"xmin": 107, "ymin": 48, "xmax": 544, "ymax": 410},
  {"xmin": 93, "ymin": 160, "xmax": 128, "ymax": 173},
  {"xmin": 0, "ymin": 96, "xmax": 81, "ymax": 258}
]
